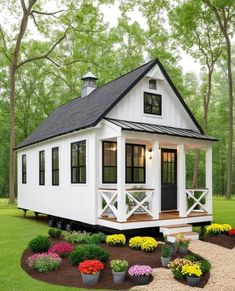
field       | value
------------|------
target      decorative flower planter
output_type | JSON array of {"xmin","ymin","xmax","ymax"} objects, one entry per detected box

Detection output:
[
  {"xmin": 112, "ymin": 271, "xmax": 126, "ymax": 283},
  {"xmin": 170, "ymin": 246, "xmax": 177, "ymax": 255},
  {"xmin": 186, "ymin": 276, "xmax": 200, "ymax": 287},
  {"xmin": 81, "ymin": 271, "xmax": 100, "ymax": 285},
  {"xmin": 131, "ymin": 274, "xmax": 151, "ymax": 285},
  {"xmin": 161, "ymin": 256, "xmax": 171, "ymax": 267},
  {"xmin": 178, "ymin": 246, "xmax": 188, "ymax": 254}
]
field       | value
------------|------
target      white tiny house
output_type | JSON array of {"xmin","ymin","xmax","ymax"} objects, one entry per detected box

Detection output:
[{"xmin": 16, "ymin": 59, "xmax": 216, "ymax": 234}]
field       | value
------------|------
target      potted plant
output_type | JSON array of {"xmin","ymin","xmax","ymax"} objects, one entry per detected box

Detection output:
[
  {"xmin": 110, "ymin": 259, "xmax": 128, "ymax": 283},
  {"xmin": 160, "ymin": 244, "xmax": 171, "ymax": 267},
  {"xmin": 78, "ymin": 260, "xmax": 104, "ymax": 285},
  {"xmin": 182, "ymin": 263, "xmax": 202, "ymax": 287},
  {"xmin": 165, "ymin": 239, "xmax": 177, "ymax": 256},
  {"xmin": 176, "ymin": 233, "xmax": 190, "ymax": 254},
  {"xmin": 128, "ymin": 265, "xmax": 152, "ymax": 285}
]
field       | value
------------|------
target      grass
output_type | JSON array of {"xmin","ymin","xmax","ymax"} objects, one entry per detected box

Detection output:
[
  {"xmin": 0, "ymin": 196, "xmax": 234, "ymax": 291},
  {"xmin": 212, "ymin": 195, "xmax": 235, "ymax": 226}
]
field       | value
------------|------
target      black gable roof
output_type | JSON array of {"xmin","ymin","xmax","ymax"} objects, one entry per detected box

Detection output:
[{"xmin": 16, "ymin": 59, "xmax": 203, "ymax": 149}]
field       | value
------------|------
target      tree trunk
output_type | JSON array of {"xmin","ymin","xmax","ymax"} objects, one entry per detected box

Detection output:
[
  {"xmin": 192, "ymin": 150, "xmax": 200, "ymax": 188},
  {"xmin": 8, "ymin": 65, "xmax": 16, "ymax": 204},
  {"xmin": 225, "ymin": 37, "xmax": 233, "ymax": 199}
]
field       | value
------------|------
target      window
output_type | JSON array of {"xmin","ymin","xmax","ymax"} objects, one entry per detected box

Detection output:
[
  {"xmin": 126, "ymin": 144, "xmax": 145, "ymax": 183},
  {"xmin": 144, "ymin": 92, "xmax": 161, "ymax": 115},
  {"xmin": 39, "ymin": 150, "xmax": 45, "ymax": 185},
  {"xmin": 103, "ymin": 141, "xmax": 117, "ymax": 183},
  {"xmin": 149, "ymin": 79, "xmax": 157, "ymax": 90},
  {"xmin": 71, "ymin": 140, "xmax": 86, "ymax": 183},
  {"xmin": 52, "ymin": 147, "xmax": 59, "ymax": 185},
  {"xmin": 22, "ymin": 154, "xmax": 27, "ymax": 184}
]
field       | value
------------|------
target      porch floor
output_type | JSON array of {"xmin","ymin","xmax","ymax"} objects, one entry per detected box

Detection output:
[{"xmin": 99, "ymin": 211, "xmax": 209, "ymax": 223}]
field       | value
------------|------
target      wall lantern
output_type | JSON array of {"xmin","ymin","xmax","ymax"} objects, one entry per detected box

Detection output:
[{"xmin": 148, "ymin": 148, "xmax": 153, "ymax": 159}]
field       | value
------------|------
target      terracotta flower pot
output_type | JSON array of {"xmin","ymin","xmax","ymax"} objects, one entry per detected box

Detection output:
[{"xmin": 81, "ymin": 271, "xmax": 100, "ymax": 285}]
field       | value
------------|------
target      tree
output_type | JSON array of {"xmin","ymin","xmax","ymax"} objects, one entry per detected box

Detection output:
[
  {"xmin": 203, "ymin": 0, "xmax": 235, "ymax": 198},
  {"xmin": 169, "ymin": 0, "xmax": 224, "ymax": 187}
]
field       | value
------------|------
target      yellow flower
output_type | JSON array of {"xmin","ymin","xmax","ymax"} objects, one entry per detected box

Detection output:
[
  {"xmin": 106, "ymin": 234, "xmax": 126, "ymax": 246},
  {"xmin": 129, "ymin": 236, "xmax": 143, "ymax": 250},
  {"xmin": 182, "ymin": 263, "xmax": 202, "ymax": 277}
]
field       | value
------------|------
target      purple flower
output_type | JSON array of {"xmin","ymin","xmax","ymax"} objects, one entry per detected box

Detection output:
[{"xmin": 128, "ymin": 265, "xmax": 152, "ymax": 277}]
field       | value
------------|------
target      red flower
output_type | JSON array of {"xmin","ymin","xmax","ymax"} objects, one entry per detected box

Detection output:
[
  {"xmin": 228, "ymin": 229, "xmax": 235, "ymax": 236},
  {"xmin": 78, "ymin": 260, "xmax": 104, "ymax": 274},
  {"xmin": 48, "ymin": 242, "xmax": 74, "ymax": 257}
]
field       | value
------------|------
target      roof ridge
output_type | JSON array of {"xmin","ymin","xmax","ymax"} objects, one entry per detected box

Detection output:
[{"xmin": 55, "ymin": 59, "xmax": 156, "ymax": 110}]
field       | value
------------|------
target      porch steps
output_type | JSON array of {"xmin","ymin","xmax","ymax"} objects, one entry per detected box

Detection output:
[{"xmin": 160, "ymin": 224, "xmax": 199, "ymax": 243}]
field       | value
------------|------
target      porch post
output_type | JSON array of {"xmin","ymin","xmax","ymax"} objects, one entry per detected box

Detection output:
[
  {"xmin": 117, "ymin": 135, "xmax": 127, "ymax": 222},
  {"xmin": 177, "ymin": 143, "xmax": 187, "ymax": 217},
  {"xmin": 205, "ymin": 146, "xmax": 213, "ymax": 214},
  {"xmin": 151, "ymin": 140, "xmax": 160, "ymax": 219}
]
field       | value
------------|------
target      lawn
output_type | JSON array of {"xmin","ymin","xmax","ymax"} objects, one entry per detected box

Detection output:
[{"xmin": 0, "ymin": 196, "xmax": 234, "ymax": 291}]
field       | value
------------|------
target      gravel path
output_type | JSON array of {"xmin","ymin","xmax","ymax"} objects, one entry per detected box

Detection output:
[{"xmin": 131, "ymin": 240, "xmax": 235, "ymax": 291}]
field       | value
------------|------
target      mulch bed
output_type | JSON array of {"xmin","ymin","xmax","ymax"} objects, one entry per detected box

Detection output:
[
  {"xmin": 203, "ymin": 234, "xmax": 235, "ymax": 249},
  {"xmin": 21, "ymin": 238, "xmax": 209, "ymax": 290}
]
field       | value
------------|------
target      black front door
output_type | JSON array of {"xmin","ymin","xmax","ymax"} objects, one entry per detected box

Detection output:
[{"xmin": 161, "ymin": 149, "xmax": 177, "ymax": 211}]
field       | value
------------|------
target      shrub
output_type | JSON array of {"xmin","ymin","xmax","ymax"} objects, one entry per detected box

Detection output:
[
  {"xmin": 199, "ymin": 226, "xmax": 206, "ymax": 240},
  {"xmin": 78, "ymin": 260, "xmax": 104, "ymax": 274},
  {"xmin": 48, "ymin": 228, "xmax": 61, "ymax": 239},
  {"xmin": 64, "ymin": 231, "xmax": 90, "ymax": 244},
  {"xmin": 28, "ymin": 235, "xmax": 51, "ymax": 253},
  {"xmin": 129, "ymin": 236, "xmax": 143, "ymax": 250},
  {"xmin": 28, "ymin": 253, "xmax": 61, "ymax": 273},
  {"xmin": 106, "ymin": 234, "xmax": 126, "ymax": 246},
  {"xmin": 85, "ymin": 232, "xmax": 107, "ymax": 244},
  {"xmin": 69, "ymin": 244, "xmax": 109, "ymax": 265},
  {"xmin": 185, "ymin": 255, "xmax": 200, "ymax": 262},
  {"xmin": 161, "ymin": 244, "xmax": 170, "ymax": 258},
  {"xmin": 141, "ymin": 237, "xmax": 158, "ymax": 252},
  {"xmin": 200, "ymin": 259, "xmax": 211, "ymax": 273},
  {"xmin": 110, "ymin": 260, "xmax": 128, "ymax": 272},
  {"xmin": 49, "ymin": 242, "xmax": 74, "ymax": 258},
  {"xmin": 182, "ymin": 263, "xmax": 202, "ymax": 277}
]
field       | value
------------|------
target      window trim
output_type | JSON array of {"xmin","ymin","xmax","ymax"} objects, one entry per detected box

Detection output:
[
  {"xmin": 125, "ymin": 143, "xmax": 146, "ymax": 184},
  {"xmin": 52, "ymin": 147, "xmax": 59, "ymax": 186},
  {"xmin": 39, "ymin": 150, "xmax": 45, "ymax": 186},
  {"xmin": 149, "ymin": 79, "xmax": 157, "ymax": 90},
  {"xmin": 71, "ymin": 140, "xmax": 86, "ymax": 184},
  {"xmin": 22, "ymin": 154, "xmax": 27, "ymax": 184},
  {"xmin": 102, "ymin": 141, "xmax": 117, "ymax": 184},
  {"xmin": 143, "ymin": 91, "xmax": 162, "ymax": 116}
]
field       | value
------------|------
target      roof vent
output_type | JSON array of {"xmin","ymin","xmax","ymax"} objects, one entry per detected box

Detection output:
[{"xmin": 81, "ymin": 71, "xmax": 98, "ymax": 97}]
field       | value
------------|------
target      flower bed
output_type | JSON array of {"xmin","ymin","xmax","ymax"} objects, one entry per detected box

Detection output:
[{"xmin": 21, "ymin": 234, "xmax": 210, "ymax": 290}]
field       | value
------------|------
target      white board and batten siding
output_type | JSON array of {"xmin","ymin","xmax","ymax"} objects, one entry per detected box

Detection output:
[
  {"xmin": 107, "ymin": 64, "xmax": 199, "ymax": 132},
  {"xmin": 17, "ymin": 129, "xmax": 99, "ymax": 226}
]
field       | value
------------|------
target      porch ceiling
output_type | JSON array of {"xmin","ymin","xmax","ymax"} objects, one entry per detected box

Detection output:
[{"xmin": 104, "ymin": 118, "xmax": 217, "ymax": 142}]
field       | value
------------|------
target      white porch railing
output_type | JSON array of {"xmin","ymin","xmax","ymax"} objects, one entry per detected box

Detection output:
[
  {"xmin": 186, "ymin": 188, "xmax": 209, "ymax": 216},
  {"xmin": 98, "ymin": 188, "xmax": 155, "ymax": 220}
]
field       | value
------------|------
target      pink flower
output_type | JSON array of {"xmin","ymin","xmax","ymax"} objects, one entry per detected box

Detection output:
[
  {"xmin": 28, "ymin": 252, "xmax": 61, "ymax": 267},
  {"xmin": 128, "ymin": 265, "xmax": 152, "ymax": 277}
]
